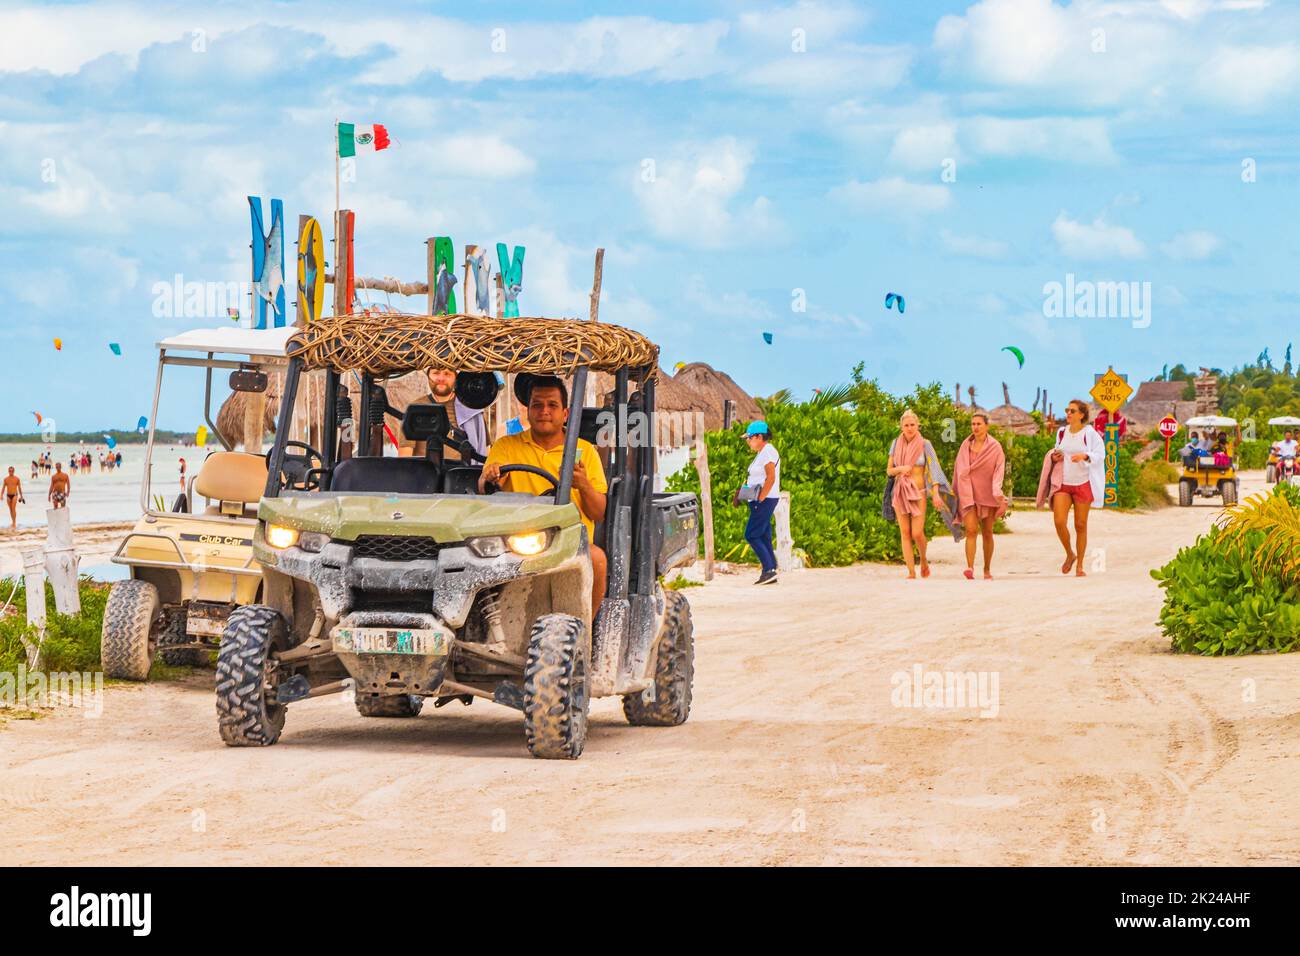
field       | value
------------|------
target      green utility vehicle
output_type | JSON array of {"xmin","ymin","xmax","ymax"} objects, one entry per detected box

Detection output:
[{"xmin": 215, "ymin": 313, "xmax": 699, "ymax": 758}]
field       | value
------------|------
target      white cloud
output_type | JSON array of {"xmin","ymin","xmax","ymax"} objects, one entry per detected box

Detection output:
[
  {"xmin": 431, "ymin": 136, "xmax": 535, "ymax": 179},
  {"xmin": 634, "ymin": 138, "xmax": 778, "ymax": 249},
  {"xmin": 739, "ymin": 46, "xmax": 911, "ymax": 94},
  {"xmin": 828, "ymin": 176, "xmax": 951, "ymax": 216},
  {"xmin": 1051, "ymin": 212, "xmax": 1146, "ymax": 260},
  {"xmin": 888, "ymin": 123, "xmax": 960, "ymax": 170},
  {"xmin": 1161, "ymin": 229, "xmax": 1223, "ymax": 260},
  {"xmin": 963, "ymin": 116, "xmax": 1118, "ymax": 164},
  {"xmin": 1194, "ymin": 44, "xmax": 1300, "ymax": 111},
  {"xmin": 940, "ymin": 229, "xmax": 1010, "ymax": 259},
  {"xmin": 934, "ymin": 0, "xmax": 1300, "ymax": 112}
]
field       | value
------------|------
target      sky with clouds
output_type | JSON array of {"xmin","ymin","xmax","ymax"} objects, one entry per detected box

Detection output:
[{"xmin": 2, "ymin": 0, "xmax": 1298, "ymax": 431}]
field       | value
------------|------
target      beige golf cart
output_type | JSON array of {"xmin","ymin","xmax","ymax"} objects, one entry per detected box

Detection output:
[{"xmin": 101, "ymin": 326, "xmax": 295, "ymax": 679}]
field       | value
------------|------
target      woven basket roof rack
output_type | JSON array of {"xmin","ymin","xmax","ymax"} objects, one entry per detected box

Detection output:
[{"xmin": 287, "ymin": 312, "xmax": 659, "ymax": 376}]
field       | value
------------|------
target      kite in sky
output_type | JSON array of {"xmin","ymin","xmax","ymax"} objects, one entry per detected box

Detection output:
[
  {"xmin": 1002, "ymin": 346, "xmax": 1025, "ymax": 369},
  {"xmin": 884, "ymin": 293, "xmax": 905, "ymax": 314},
  {"xmin": 762, "ymin": 332, "xmax": 773, "ymax": 344},
  {"xmin": 109, "ymin": 342, "xmax": 121, "ymax": 355},
  {"xmin": 53, "ymin": 338, "xmax": 62, "ymax": 351},
  {"xmin": 137, "ymin": 416, "xmax": 148, "ymax": 433},
  {"xmin": 195, "ymin": 425, "xmax": 208, "ymax": 448}
]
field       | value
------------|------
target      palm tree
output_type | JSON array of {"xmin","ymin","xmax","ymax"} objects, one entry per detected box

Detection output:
[{"xmin": 1216, "ymin": 489, "xmax": 1300, "ymax": 582}]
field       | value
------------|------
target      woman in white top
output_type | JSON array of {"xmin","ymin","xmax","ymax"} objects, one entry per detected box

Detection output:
[
  {"xmin": 739, "ymin": 420, "xmax": 781, "ymax": 585},
  {"xmin": 1051, "ymin": 399, "xmax": 1106, "ymax": 576}
]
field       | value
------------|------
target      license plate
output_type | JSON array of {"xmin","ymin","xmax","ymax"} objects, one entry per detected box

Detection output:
[{"xmin": 334, "ymin": 627, "xmax": 449, "ymax": 655}]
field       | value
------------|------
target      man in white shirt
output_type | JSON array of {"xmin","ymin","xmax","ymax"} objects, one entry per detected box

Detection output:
[{"xmin": 1277, "ymin": 431, "xmax": 1298, "ymax": 459}]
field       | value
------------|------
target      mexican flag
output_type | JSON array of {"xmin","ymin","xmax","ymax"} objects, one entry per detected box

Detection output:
[{"xmin": 337, "ymin": 123, "xmax": 390, "ymax": 158}]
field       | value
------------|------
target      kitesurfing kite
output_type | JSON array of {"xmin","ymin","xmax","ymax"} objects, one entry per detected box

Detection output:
[
  {"xmin": 109, "ymin": 342, "xmax": 121, "ymax": 355},
  {"xmin": 762, "ymin": 332, "xmax": 774, "ymax": 345},
  {"xmin": 32, "ymin": 411, "xmax": 42, "ymax": 425},
  {"xmin": 227, "ymin": 308, "xmax": 241, "ymax": 323},
  {"xmin": 53, "ymin": 338, "xmax": 62, "ymax": 351},
  {"xmin": 136, "ymin": 416, "xmax": 148, "ymax": 434},
  {"xmin": 884, "ymin": 293, "xmax": 905, "ymax": 314},
  {"xmin": 1002, "ymin": 346, "xmax": 1025, "ymax": 369},
  {"xmin": 195, "ymin": 425, "xmax": 208, "ymax": 448},
  {"xmin": 103, "ymin": 434, "xmax": 117, "ymax": 450},
  {"xmin": 673, "ymin": 362, "xmax": 686, "ymax": 372}
]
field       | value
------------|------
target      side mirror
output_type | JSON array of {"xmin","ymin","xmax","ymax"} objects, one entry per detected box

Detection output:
[{"xmin": 230, "ymin": 367, "xmax": 269, "ymax": 393}]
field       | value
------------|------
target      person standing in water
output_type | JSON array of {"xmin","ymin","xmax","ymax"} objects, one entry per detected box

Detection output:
[
  {"xmin": 4, "ymin": 467, "xmax": 26, "ymax": 530},
  {"xmin": 952, "ymin": 412, "xmax": 1007, "ymax": 579},
  {"xmin": 1047, "ymin": 399, "xmax": 1105, "ymax": 576},
  {"xmin": 48, "ymin": 462, "xmax": 70, "ymax": 509},
  {"xmin": 887, "ymin": 410, "xmax": 947, "ymax": 579}
]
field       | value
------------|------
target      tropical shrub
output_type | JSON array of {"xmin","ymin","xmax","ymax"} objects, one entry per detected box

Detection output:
[
  {"xmin": 1151, "ymin": 483, "xmax": 1300, "ymax": 654},
  {"xmin": 0, "ymin": 577, "xmax": 108, "ymax": 674}
]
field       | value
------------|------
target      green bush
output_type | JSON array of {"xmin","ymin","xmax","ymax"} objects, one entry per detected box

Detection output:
[
  {"xmin": 1235, "ymin": 440, "xmax": 1272, "ymax": 469},
  {"xmin": 0, "ymin": 577, "xmax": 108, "ymax": 675},
  {"xmin": 1151, "ymin": 483, "xmax": 1300, "ymax": 654},
  {"xmin": 1136, "ymin": 459, "xmax": 1176, "ymax": 508}
]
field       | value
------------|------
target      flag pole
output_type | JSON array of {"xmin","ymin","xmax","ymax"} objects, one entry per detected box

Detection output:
[{"xmin": 334, "ymin": 118, "xmax": 340, "ymax": 227}]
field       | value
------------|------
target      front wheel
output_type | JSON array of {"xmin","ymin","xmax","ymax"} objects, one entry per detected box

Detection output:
[
  {"xmin": 1178, "ymin": 479, "xmax": 1194, "ymax": 507},
  {"xmin": 522, "ymin": 614, "xmax": 589, "ymax": 759},
  {"xmin": 101, "ymin": 580, "xmax": 160, "ymax": 680},
  {"xmin": 623, "ymin": 591, "xmax": 695, "ymax": 727},
  {"xmin": 1220, "ymin": 480, "xmax": 1238, "ymax": 506},
  {"xmin": 215, "ymin": 605, "xmax": 287, "ymax": 746}
]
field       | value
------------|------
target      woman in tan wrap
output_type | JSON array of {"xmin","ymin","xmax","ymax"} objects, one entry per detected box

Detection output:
[
  {"xmin": 952, "ymin": 412, "xmax": 1007, "ymax": 579},
  {"xmin": 887, "ymin": 410, "xmax": 946, "ymax": 579}
]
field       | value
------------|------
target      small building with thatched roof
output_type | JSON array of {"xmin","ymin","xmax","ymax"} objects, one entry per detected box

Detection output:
[{"xmin": 985, "ymin": 403, "xmax": 1039, "ymax": 436}]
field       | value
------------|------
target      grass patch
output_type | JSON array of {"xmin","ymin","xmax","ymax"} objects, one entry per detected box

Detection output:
[
  {"xmin": 0, "ymin": 576, "xmax": 109, "ymax": 675},
  {"xmin": 1136, "ymin": 460, "xmax": 1178, "ymax": 509},
  {"xmin": 663, "ymin": 574, "xmax": 704, "ymax": 590}
]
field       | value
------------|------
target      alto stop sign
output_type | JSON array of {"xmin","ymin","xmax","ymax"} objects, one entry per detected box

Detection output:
[{"xmin": 1158, "ymin": 415, "xmax": 1179, "ymax": 439}]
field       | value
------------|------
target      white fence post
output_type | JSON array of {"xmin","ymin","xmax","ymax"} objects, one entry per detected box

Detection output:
[
  {"xmin": 775, "ymin": 491, "xmax": 794, "ymax": 572},
  {"xmin": 21, "ymin": 546, "xmax": 46, "ymax": 669},
  {"xmin": 44, "ymin": 507, "xmax": 81, "ymax": 616}
]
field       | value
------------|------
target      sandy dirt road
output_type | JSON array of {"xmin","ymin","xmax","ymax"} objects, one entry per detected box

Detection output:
[{"xmin": 2, "ymin": 473, "xmax": 1297, "ymax": 866}]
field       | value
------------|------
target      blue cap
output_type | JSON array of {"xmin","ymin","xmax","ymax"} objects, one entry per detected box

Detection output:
[{"xmin": 745, "ymin": 421, "xmax": 769, "ymax": 436}]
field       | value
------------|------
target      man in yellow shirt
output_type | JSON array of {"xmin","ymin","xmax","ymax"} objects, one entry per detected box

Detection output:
[{"xmin": 480, "ymin": 376, "xmax": 608, "ymax": 619}]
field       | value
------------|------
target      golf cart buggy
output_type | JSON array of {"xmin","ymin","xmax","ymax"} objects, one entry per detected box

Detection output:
[
  {"xmin": 216, "ymin": 313, "xmax": 700, "ymax": 758},
  {"xmin": 1177, "ymin": 414, "xmax": 1239, "ymax": 507},
  {"xmin": 102, "ymin": 326, "xmax": 295, "ymax": 680},
  {"xmin": 1265, "ymin": 416, "xmax": 1300, "ymax": 484}
]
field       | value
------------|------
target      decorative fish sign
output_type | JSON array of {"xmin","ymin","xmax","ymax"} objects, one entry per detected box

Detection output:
[
  {"xmin": 465, "ymin": 244, "xmax": 492, "ymax": 316},
  {"xmin": 496, "ymin": 243, "xmax": 525, "ymax": 318},
  {"xmin": 249, "ymin": 196, "xmax": 286, "ymax": 328}
]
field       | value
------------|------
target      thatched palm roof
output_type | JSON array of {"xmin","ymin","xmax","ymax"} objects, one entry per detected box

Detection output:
[{"xmin": 985, "ymin": 403, "xmax": 1039, "ymax": 436}]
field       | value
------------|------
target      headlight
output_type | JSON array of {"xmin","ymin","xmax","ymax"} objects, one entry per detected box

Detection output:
[
  {"xmin": 506, "ymin": 530, "xmax": 551, "ymax": 556},
  {"xmin": 467, "ymin": 536, "xmax": 506, "ymax": 558},
  {"xmin": 298, "ymin": 532, "xmax": 328, "ymax": 553},
  {"xmin": 265, "ymin": 524, "xmax": 300, "ymax": 549}
]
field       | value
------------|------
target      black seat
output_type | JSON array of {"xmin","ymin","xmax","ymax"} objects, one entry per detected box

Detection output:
[{"xmin": 330, "ymin": 457, "xmax": 439, "ymax": 494}]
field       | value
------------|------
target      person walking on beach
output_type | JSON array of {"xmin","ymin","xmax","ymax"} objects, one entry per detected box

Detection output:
[
  {"xmin": 736, "ymin": 420, "xmax": 780, "ymax": 585},
  {"xmin": 1037, "ymin": 399, "xmax": 1105, "ymax": 576},
  {"xmin": 953, "ymin": 413, "xmax": 1007, "ymax": 579},
  {"xmin": 179, "ymin": 457, "xmax": 187, "ymax": 492},
  {"xmin": 48, "ymin": 462, "xmax": 70, "ymax": 509},
  {"xmin": 887, "ymin": 410, "xmax": 947, "ymax": 579},
  {"xmin": 4, "ymin": 467, "xmax": 26, "ymax": 531}
]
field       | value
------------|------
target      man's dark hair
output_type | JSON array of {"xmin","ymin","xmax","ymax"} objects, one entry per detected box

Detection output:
[{"xmin": 527, "ymin": 375, "xmax": 568, "ymax": 408}]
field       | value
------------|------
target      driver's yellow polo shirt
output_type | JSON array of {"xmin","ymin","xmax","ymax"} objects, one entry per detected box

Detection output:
[{"xmin": 484, "ymin": 429, "xmax": 608, "ymax": 543}]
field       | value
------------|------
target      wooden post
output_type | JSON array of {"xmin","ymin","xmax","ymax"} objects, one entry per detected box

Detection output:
[
  {"xmin": 333, "ymin": 210, "xmax": 351, "ymax": 318},
  {"xmin": 585, "ymin": 248, "xmax": 605, "ymax": 408},
  {"xmin": 723, "ymin": 399, "xmax": 736, "ymax": 431},
  {"xmin": 21, "ymin": 547, "xmax": 46, "ymax": 668},
  {"xmin": 43, "ymin": 507, "xmax": 80, "ymax": 616},
  {"xmin": 243, "ymin": 390, "xmax": 266, "ymax": 453},
  {"xmin": 693, "ymin": 439, "xmax": 714, "ymax": 581},
  {"xmin": 775, "ymin": 491, "xmax": 794, "ymax": 572}
]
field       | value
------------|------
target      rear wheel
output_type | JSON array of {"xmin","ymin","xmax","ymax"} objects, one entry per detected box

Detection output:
[
  {"xmin": 522, "ymin": 614, "xmax": 589, "ymax": 759},
  {"xmin": 215, "ymin": 605, "xmax": 287, "ymax": 746},
  {"xmin": 101, "ymin": 580, "xmax": 160, "ymax": 680},
  {"xmin": 1220, "ymin": 480, "xmax": 1238, "ymax": 505},
  {"xmin": 1266, "ymin": 464, "xmax": 1276, "ymax": 484},
  {"xmin": 356, "ymin": 694, "xmax": 423, "ymax": 718},
  {"xmin": 158, "ymin": 609, "xmax": 206, "ymax": 667},
  {"xmin": 623, "ymin": 590, "xmax": 695, "ymax": 727},
  {"xmin": 1178, "ymin": 479, "xmax": 1194, "ymax": 507}
]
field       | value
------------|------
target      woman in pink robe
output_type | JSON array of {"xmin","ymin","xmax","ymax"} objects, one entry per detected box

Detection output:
[
  {"xmin": 953, "ymin": 413, "xmax": 1007, "ymax": 579},
  {"xmin": 887, "ymin": 410, "xmax": 945, "ymax": 579}
]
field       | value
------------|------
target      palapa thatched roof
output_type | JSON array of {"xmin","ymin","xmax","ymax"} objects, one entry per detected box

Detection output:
[
  {"xmin": 985, "ymin": 403, "xmax": 1039, "ymax": 436},
  {"xmin": 288, "ymin": 313, "xmax": 658, "ymax": 376}
]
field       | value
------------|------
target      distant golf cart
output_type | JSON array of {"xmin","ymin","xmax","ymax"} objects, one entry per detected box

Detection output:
[
  {"xmin": 215, "ymin": 313, "xmax": 699, "ymax": 758},
  {"xmin": 1265, "ymin": 416, "xmax": 1300, "ymax": 484},
  {"xmin": 1177, "ymin": 414, "xmax": 1239, "ymax": 507},
  {"xmin": 101, "ymin": 326, "xmax": 295, "ymax": 680}
]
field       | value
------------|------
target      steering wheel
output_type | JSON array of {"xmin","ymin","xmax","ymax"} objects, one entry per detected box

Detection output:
[
  {"xmin": 491, "ymin": 463, "xmax": 560, "ymax": 497},
  {"xmin": 268, "ymin": 440, "xmax": 325, "ymax": 490}
]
